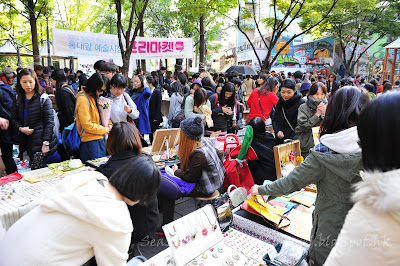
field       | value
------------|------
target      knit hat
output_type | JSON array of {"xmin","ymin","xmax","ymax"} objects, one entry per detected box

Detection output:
[
  {"xmin": 190, "ymin": 79, "xmax": 202, "ymax": 89},
  {"xmin": 300, "ymin": 82, "xmax": 312, "ymax": 92},
  {"xmin": 2, "ymin": 67, "xmax": 13, "ymax": 78},
  {"xmin": 180, "ymin": 116, "xmax": 203, "ymax": 141}
]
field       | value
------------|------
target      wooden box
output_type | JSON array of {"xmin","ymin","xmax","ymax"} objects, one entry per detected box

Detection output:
[{"xmin": 273, "ymin": 140, "xmax": 301, "ymax": 179}]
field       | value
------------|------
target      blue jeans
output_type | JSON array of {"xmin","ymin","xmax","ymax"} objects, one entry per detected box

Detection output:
[{"xmin": 80, "ymin": 138, "xmax": 106, "ymax": 162}]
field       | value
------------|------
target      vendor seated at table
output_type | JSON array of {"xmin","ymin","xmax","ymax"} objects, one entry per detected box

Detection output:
[
  {"xmin": 247, "ymin": 117, "xmax": 277, "ymax": 184},
  {"xmin": 0, "ymin": 156, "xmax": 161, "ymax": 265},
  {"xmin": 96, "ymin": 121, "xmax": 160, "ymax": 244},
  {"xmin": 162, "ymin": 116, "xmax": 225, "ymax": 224}
]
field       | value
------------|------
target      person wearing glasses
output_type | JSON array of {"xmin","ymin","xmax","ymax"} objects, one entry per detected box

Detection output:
[
  {"xmin": 75, "ymin": 73, "xmax": 111, "ymax": 162},
  {"xmin": 326, "ymin": 73, "xmax": 337, "ymax": 93},
  {"xmin": 104, "ymin": 73, "xmax": 139, "ymax": 124}
]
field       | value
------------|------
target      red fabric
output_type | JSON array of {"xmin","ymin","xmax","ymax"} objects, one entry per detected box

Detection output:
[
  {"xmin": 223, "ymin": 157, "xmax": 255, "ymax": 192},
  {"xmin": 247, "ymin": 88, "xmax": 279, "ymax": 120},
  {"xmin": 376, "ymin": 85, "xmax": 383, "ymax": 94},
  {"xmin": 229, "ymin": 145, "xmax": 258, "ymax": 160},
  {"xmin": 0, "ymin": 172, "xmax": 23, "ymax": 185}
]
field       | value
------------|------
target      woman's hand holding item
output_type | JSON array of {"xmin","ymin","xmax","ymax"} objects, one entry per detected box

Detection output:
[
  {"xmin": 222, "ymin": 105, "xmax": 232, "ymax": 115},
  {"xmin": 277, "ymin": 131, "xmax": 284, "ymax": 139},
  {"xmin": 172, "ymin": 164, "xmax": 178, "ymax": 172},
  {"xmin": 41, "ymin": 144, "xmax": 50, "ymax": 156},
  {"xmin": 193, "ymin": 106, "xmax": 199, "ymax": 113},
  {"xmin": 124, "ymin": 104, "xmax": 132, "ymax": 114}
]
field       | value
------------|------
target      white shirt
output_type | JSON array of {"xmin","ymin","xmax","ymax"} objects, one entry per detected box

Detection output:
[{"xmin": 107, "ymin": 92, "xmax": 140, "ymax": 123}]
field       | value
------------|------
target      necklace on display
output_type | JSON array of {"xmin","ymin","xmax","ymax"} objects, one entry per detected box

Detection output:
[
  {"xmin": 168, "ymin": 224, "xmax": 181, "ymax": 248},
  {"xmin": 188, "ymin": 215, "xmax": 198, "ymax": 240},
  {"xmin": 182, "ymin": 220, "xmax": 191, "ymax": 244},
  {"xmin": 197, "ymin": 212, "xmax": 208, "ymax": 236},
  {"xmin": 200, "ymin": 207, "xmax": 218, "ymax": 231},
  {"xmin": 168, "ymin": 225, "xmax": 177, "ymax": 236}
]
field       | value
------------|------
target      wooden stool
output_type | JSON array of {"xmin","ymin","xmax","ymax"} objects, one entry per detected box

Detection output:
[{"xmin": 193, "ymin": 190, "xmax": 220, "ymax": 209}]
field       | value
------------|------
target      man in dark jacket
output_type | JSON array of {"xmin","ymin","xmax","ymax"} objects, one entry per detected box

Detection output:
[
  {"xmin": 157, "ymin": 66, "xmax": 166, "ymax": 88},
  {"xmin": 77, "ymin": 70, "xmax": 87, "ymax": 92},
  {"xmin": 0, "ymin": 67, "xmax": 17, "ymax": 174}
]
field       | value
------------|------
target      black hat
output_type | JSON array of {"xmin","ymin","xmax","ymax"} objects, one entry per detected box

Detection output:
[{"xmin": 180, "ymin": 116, "xmax": 203, "ymax": 141}]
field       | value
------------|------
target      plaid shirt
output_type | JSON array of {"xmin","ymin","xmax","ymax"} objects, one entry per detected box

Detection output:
[{"xmin": 313, "ymin": 143, "xmax": 338, "ymax": 154}]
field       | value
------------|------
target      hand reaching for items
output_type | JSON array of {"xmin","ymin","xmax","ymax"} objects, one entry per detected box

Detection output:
[
  {"xmin": 250, "ymin": 184, "xmax": 259, "ymax": 196},
  {"xmin": 277, "ymin": 131, "xmax": 284, "ymax": 139}
]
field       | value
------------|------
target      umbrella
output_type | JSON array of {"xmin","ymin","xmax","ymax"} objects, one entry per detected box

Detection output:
[{"xmin": 225, "ymin": 65, "xmax": 257, "ymax": 75}]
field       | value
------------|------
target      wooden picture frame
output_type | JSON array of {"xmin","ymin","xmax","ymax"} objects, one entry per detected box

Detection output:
[
  {"xmin": 150, "ymin": 128, "xmax": 180, "ymax": 154},
  {"xmin": 273, "ymin": 140, "xmax": 302, "ymax": 179}
]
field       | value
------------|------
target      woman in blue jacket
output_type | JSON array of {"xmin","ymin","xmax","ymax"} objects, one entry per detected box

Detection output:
[{"xmin": 128, "ymin": 74, "xmax": 151, "ymax": 137}]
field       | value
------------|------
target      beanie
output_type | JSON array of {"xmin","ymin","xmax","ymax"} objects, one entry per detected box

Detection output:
[{"xmin": 180, "ymin": 116, "xmax": 203, "ymax": 141}]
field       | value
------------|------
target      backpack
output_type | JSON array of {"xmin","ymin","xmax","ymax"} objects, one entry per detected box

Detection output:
[{"xmin": 62, "ymin": 94, "xmax": 90, "ymax": 152}]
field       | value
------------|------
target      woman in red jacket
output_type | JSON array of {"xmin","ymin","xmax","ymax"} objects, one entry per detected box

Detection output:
[{"xmin": 247, "ymin": 74, "xmax": 279, "ymax": 123}]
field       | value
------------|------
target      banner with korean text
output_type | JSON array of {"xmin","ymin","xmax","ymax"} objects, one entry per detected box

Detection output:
[{"xmin": 52, "ymin": 28, "xmax": 193, "ymax": 60}]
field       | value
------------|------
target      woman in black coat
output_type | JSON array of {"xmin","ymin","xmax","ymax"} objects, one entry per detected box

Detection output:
[
  {"xmin": 51, "ymin": 69, "xmax": 76, "ymax": 160},
  {"xmin": 96, "ymin": 122, "xmax": 159, "ymax": 244},
  {"xmin": 11, "ymin": 68, "xmax": 57, "ymax": 168},
  {"xmin": 248, "ymin": 117, "xmax": 277, "ymax": 184},
  {"xmin": 147, "ymin": 76, "xmax": 163, "ymax": 144},
  {"xmin": 273, "ymin": 79, "xmax": 305, "ymax": 144}
]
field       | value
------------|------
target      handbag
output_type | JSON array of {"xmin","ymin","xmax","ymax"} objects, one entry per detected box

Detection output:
[
  {"xmin": 62, "ymin": 94, "xmax": 90, "ymax": 152},
  {"xmin": 174, "ymin": 109, "xmax": 186, "ymax": 124},
  {"xmin": 31, "ymin": 152, "xmax": 44, "ymax": 170},
  {"xmin": 227, "ymin": 184, "xmax": 247, "ymax": 208},
  {"xmin": 258, "ymin": 89, "xmax": 272, "ymax": 127},
  {"xmin": 213, "ymin": 192, "xmax": 233, "ymax": 232}
]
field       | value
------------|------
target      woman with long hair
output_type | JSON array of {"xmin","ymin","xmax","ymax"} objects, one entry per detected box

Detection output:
[
  {"xmin": 208, "ymin": 82, "xmax": 236, "ymax": 132},
  {"xmin": 295, "ymin": 82, "xmax": 328, "ymax": 157},
  {"xmin": 167, "ymin": 81, "xmax": 185, "ymax": 128},
  {"xmin": 325, "ymin": 91, "xmax": 400, "ymax": 265},
  {"xmin": 160, "ymin": 116, "xmax": 224, "ymax": 224},
  {"xmin": 50, "ymin": 69, "xmax": 76, "ymax": 160},
  {"xmin": 128, "ymin": 74, "xmax": 151, "ymax": 137},
  {"xmin": 97, "ymin": 122, "xmax": 159, "ymax": 245},
  {"xmin": 247, "ymin": 74, "xmax": 279, "ymax": 122},
  {"xmin": 184, "ymin": 87, "xmax": 211, "ymax": 120},
  {"xmin": 11, "ymin": 68, "xmax": 58, "ymax": 169},
  {"xmin": 75, "ymin": 72, "xmax": 110, "ymax": 162},
  {"xmin": 251, "ymin": 86, "xmax": 370, "ymax": 265}
]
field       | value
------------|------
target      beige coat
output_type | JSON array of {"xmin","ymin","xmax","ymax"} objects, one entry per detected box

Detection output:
[{"xmin": 324, "ymin": 169, "xmax": 400, "ymax": 265}]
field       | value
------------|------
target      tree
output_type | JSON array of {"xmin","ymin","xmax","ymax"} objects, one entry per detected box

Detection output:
[
  {"xmin": 175, "ymin": 0, "xmax": 237, "ymax": 70},
  {"xmin": 235, "ymin": 0, "xmax": 339, "ymax": 71},
  {"xmin": 114, "ymin": 0, "xmax": 149, "ymax": 76},
  {"xmin": 300, "ymin": 0, "xmax": 400, "ymax": 75},
  {"xmin": 1, "ymin": 0, "xmax": 53, "ymax": 64}
]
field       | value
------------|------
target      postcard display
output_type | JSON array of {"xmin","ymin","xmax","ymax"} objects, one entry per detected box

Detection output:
[{"xmin": 162, "ymin": 205, "xmax": 277, "ymax": 266}]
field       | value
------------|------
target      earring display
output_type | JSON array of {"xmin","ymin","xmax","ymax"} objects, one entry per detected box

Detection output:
[{"xmin": 223, "ymin": 228, "xmax": 278, "ymax": 263}]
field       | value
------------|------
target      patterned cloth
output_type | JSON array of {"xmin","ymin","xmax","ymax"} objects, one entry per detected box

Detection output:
[{"xmin": 313, "ymin": 142, "xmax": 337, "ymax": 154}]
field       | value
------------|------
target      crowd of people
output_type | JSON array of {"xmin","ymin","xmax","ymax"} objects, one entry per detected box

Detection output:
[{"xmin": 0, "ymin": 60, "xmax": 399, "ymax": 265}]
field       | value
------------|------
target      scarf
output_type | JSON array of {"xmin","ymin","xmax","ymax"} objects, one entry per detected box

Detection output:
[
  {"xmin": 130, "ymin": 87, "xmax": 144, "ymax": 101},
  {"xmin": 306, "ymin": 95, "xmax": 328, "ymax": 111}
]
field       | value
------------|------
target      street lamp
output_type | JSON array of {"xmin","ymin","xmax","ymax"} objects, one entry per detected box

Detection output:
[{"xmin": 43, "ymin": 4, "xmax": 52, "ymax": 66}]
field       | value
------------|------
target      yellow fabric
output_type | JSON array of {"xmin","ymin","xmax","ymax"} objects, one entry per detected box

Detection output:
[
  {"xmin": 246, "ymin": 195, "xmax": 286, "ymax": 224},
  {"xmin": 75, "ymin": 91, "xmax": 106, "ymax": 142}
]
